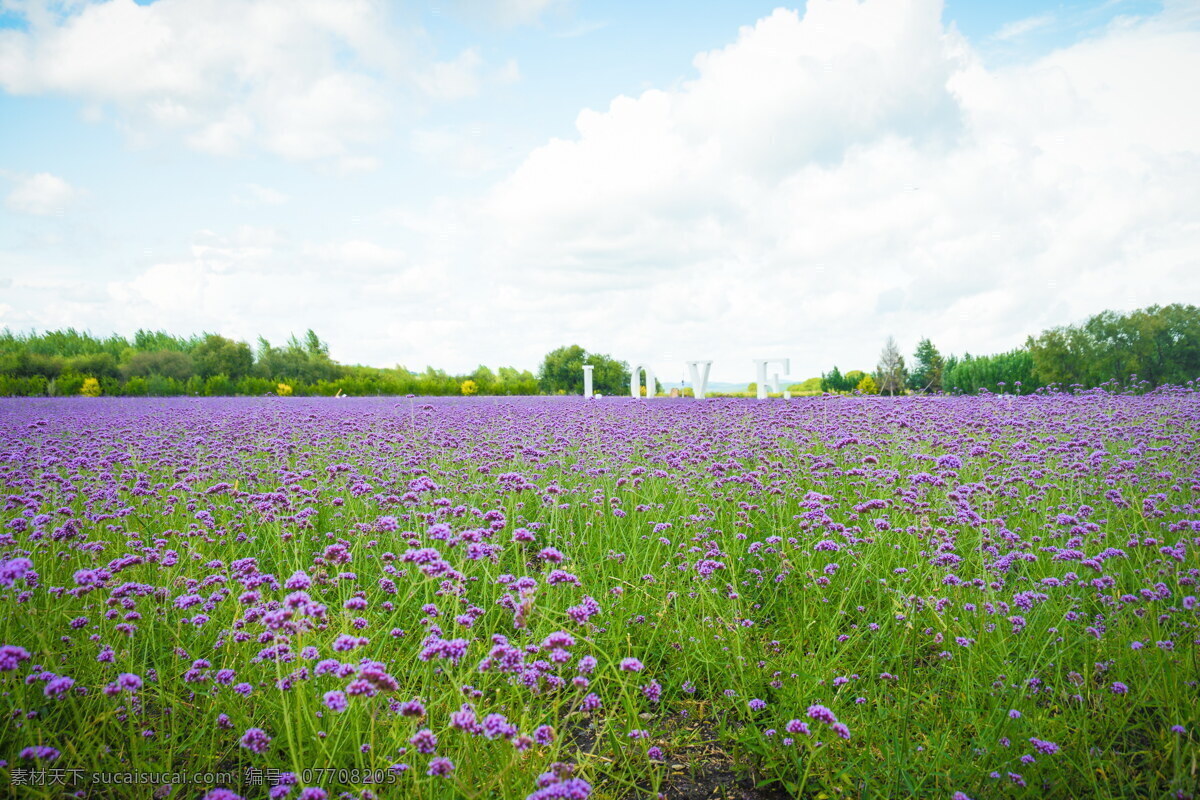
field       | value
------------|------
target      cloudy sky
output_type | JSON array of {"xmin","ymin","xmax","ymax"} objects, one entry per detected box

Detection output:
[{"xmin": 1, "ymin": 0, "xmax": 1197, "ymax": 383}]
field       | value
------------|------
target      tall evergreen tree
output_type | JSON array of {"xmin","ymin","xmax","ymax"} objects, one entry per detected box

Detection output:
[{"xmin": 908, "ymin": 338, "xmax": 944, "ymax": 393}]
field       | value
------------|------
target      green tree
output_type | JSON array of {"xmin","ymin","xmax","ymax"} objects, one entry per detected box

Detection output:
[
  {"xmin": 254, "ymin": 332, "xmax": 340, "ymax": 384},
  {"xmin": 496, "ymin": 366, "xmax": 539, "ymax": 395},
  {"xmin": 146, "ymin": 374, "xmax": 184, "ymax": 396},
  {"xmin": 1026, "ymin": 305, "xmax": 1200, "ymax": 389},
  {"xmin": 856, "ymin": 375, "xmax": 878, "ymax": 394},
  {"xmin": 538, "ymin": 345, "xmax": 632, "ymax": 395},
  {"xmin": 132, "ymin": 329, "xmax": 195, "ymax": 352},
  {"xmin": 65, "ymin": 352, "xmax": 120, "ymax": 380},
  {"xmin": 821, "ymin": 366, "xmax": 848, "ymax": 393},
  {"xmin": 123, "ymin": 376, "xmax": 149, "ymax": 396},
  {"xmin": 944, "ymin": 349, "xmax": 1038, "ymax": 394},
  {"xmin": 193, "ymin": 335, "xmax": 253, "ymax": 380},
  {"xmin": 121, "ymin": 350, "xmax": 195, "ymax": 381},
  {"xmin": 909, "ymin": 338, "xmax": 944, "ymax": 393},
  {"xmin": 469, "ymin": 365, "xmax": 497, "ymax": 394},
  {"xmin": 789, "ymin": 377, "xmax": 823, "ymax": 394},
  {"xmin": 203, "ymin": 374, "xmax": 233, "ymax": 396}
]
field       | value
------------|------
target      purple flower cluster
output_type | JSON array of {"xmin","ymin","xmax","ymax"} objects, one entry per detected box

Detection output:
[{"xmin": 2, "ymin": 391, "xmax": 1198, "ymax": 798}]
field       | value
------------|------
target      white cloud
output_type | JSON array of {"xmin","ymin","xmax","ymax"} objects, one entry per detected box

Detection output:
[
  {"xmin": 993, "ymin": 14, "xmax": 1055, "ymax": 41},
  {"xmin": 5, "ymin": 0, "xmax": 1199, "ymax": 383},
  {"xmin": 451, "ymin": 0, "xmax": 566, "ymax": 27},
  {"xmin": 5, "ymin": 172, "xmax": 78, "ymax": 215},
  {"xmin": 305, "ymin": 239, "xmax": 407, "ymax": 269},
  {"xmin": 0, "ymin": 0, "xmax": 404, "ymax": 161},
  {"xmin": 233, "ymin": 183, "xmax": 290, "ymax": 206},
  {"xmin": 416, "ymin": 48, "xmax": 485, "ymax": 101},
  {"xmin": 444, "ymin": 0, "xmax": 1200, "ymax": 379},
  {"xmin": 411, "ymin": 125, "xmax": 500, "ymax": 174},
  {"xmin": 85, "ymin": 228, "xmax": 462, "ymax": 367}
]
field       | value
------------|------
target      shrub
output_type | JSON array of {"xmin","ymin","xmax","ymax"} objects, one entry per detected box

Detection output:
[{"xmin": 856, "ymin": 375, "xmax": 878, "ymax": 394}]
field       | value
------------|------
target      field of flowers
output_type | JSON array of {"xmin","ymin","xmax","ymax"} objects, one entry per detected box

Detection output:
[{"xmin": 1, "ymin": 392, "xmax": 1197, "ymax": 800}]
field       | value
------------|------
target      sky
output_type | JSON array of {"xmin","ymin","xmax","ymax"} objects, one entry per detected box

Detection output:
[{"xmin": 1, "ymin": 0, "xmax": 1198, "ymax": 384}]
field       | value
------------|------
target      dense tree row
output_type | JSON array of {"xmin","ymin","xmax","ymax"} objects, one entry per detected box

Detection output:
[
  {"xmin": 3, "ymin": 304, "xmax": 1197, "ymax": 397},
  {"xmin": 0, "ymin": 329, "xmax": 538, "ymax": 397},
  {"xmin": 819, "ymin": 304, "xmax": 1200, "ymax": 396},
  {"xmin": 1025, "ymin": 304, "xmax": 1200, "ymax": 388}
]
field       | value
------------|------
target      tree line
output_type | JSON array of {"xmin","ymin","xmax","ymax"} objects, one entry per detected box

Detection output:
[
  {"xmin": 822, "ymin": 304, "xmax": 1200, "ymax": 395},
  {"xmin": 2, "ymin": 304, "xmax": 1197, "ymax": 398},
  {"xmin": 0, "ymin": 329, "xmax": 541, "ymax": 397}
]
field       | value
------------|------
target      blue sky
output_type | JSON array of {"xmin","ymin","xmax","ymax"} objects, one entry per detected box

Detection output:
[{"xmin": 1, "ymin": 0, "xmax": 1197, "ymax": 382}]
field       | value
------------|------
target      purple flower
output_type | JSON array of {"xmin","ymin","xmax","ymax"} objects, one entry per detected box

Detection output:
[
  {"xmin": 450, "ymin": 704, "xmax": 482, "ymax": 733},
  {"xmin": 1030, "ymin": 738, "xmax": 1059, "ymax": 755},
  {"xmin": 117, "ymin": 672, "xmax": 143, "ymax": 691},
  {"xmin": 410, "ymin": 728, "xmax": 438, "ymax": 754},
  {"xmin": 0, "ymin": 644, "xmax": 32, "ymax": 671},
  {"xmin": 285, "ymin": 571, "xmax": 312, "ymax": 590},
  {"xmin": 785, "ymin": 719, "xmax": 811, "ymax": 736},
  {"xmin": 483, "ymin": 713, "xmax": 518, "ymax": 740},
  {"xmin": 806, "ymin": 704, "xmax": 838, "ymax": 725},
  {"xmin": 332, "ymin": 634, "xmax": 366, "ymax": 652},
  {"xmin": 43, "ymin": 675, "xmax": 75, "ymax": 698},
  {"xmin": 427, "ymin": 757, "xmax": 455, "ymax": 777},
  {"xmin": 398, "ymin": 699, "xmax": 427, "ymax": 718},
  {"xmin": 240, "ymin": 727, "xmax": 272, "ymax": 754},
  {"xmin": 20, "ymin": 746, "xmax": 60, "ymax": 761},
  {"xmin": 619, "ymin": 658, "xmax": 644, "ymax": 672},
  {"xmin": 323, "ymin": 691, "xmax": 348, "ymax": 712},
  {"xmin": 526, "ymin": 777, "xmax": 592, "ymax": 800},
  {"xmin": 0, "ymin": 557, "xmax": 34, "ymax": 587}
]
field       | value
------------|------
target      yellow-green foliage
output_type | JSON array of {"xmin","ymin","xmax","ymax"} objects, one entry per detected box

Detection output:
[
  {"xmin": 460, "ymin": 379, "xmax": 478, "ymax": 396},
  {"xmin": 276, "ymin": 383, "xmax": 293, "ymax": 396},
  {"xmin": 856, "ymin": 375, "xmax": 878, "ymax": 394},
  {"xmin": 80, "ymin": 377, "xmax": 101, "ymax": 397}
]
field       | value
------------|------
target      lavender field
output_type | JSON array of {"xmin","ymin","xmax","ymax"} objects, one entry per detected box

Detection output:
[{"xmin": 1, "ymin": 392, "xmax": 1198, "ymax": 800}]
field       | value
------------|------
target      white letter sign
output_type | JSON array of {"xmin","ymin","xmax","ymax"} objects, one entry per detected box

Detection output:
[
  {"xmin": 686, "ymin": 360, "xmax": 713, "ymax": 399},
  {"xmin": 630, "ymin": 364, "xmax": 656, "ymax": 399},
  {"xmin": 753, "ymin": 358, "xmax": 790, "ymax": 400}
]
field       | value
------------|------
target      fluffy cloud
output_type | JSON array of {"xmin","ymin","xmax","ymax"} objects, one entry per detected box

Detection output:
[
  {"xmin": 0, "ymin": 0, "xmax": 485, "ymax": 162},
  {"xmin": 82, "ymin": 227, "xmax": 466, "ymax": 368},
  {"xmin": 232, "ymin": 183, "xmax": 289, "ymax": 206},
  {"xmin": 4, "ymin": 172, "xmax": 77, "ymax": 215},
  {"xmin": 450, "ymin": 0, "xmax": 566, "ymax": 27},
  {"xmin": 467, "ymin": 0, "xmax": 1200, "ymax": 379},
  {"xmin": 4, "ymin": 0, "xmax": 1198, "ymax": 383}
]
